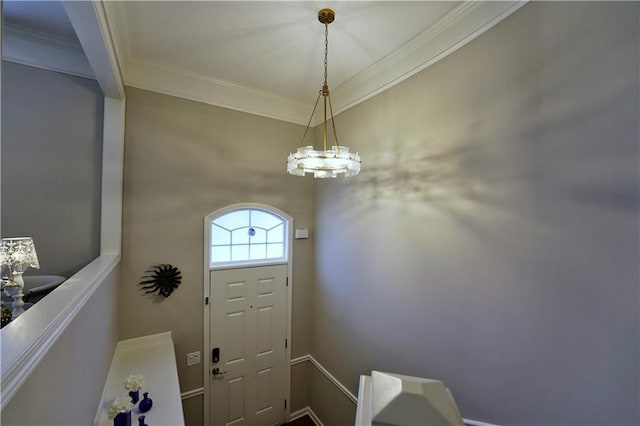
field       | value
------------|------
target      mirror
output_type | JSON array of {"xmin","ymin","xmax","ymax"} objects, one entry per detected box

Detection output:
[
  {"xmin": 1, "ymin": 0, "xmax": 124, "ymax": 409},
  {"xmin": 1, "ymin": 0, "xmax": 103, "ymax": 320}
]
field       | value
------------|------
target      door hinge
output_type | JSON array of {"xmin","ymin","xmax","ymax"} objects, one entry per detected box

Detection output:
[
  {"xmin": 286, "ymin": 277, "xmax": 289, "ymax": 287},
  {"xmin": 285, "ymin": 338, "xmax": 288, "ymax": 349},
  {"xmin": 285, "ymin": 400, "xmax": 287, "ymax": 409},
  {"xmin": 205, "ymin": 296, "xmax": 209, "ymax": 305}
]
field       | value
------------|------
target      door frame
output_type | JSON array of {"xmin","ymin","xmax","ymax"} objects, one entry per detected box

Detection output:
[{"xmin": 203, "ymin": 203, "xmax": 293, "ymax": 426}]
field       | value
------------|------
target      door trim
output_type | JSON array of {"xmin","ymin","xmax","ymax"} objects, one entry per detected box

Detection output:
[{"xmin": 203, "ymin": 203, "xmax": 293, "ymax": 426}]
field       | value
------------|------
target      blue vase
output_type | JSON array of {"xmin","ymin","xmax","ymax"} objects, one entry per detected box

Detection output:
[
  {"xmin": 139, "ymin": 392, "xmax": 153, "ymax": 413},
  {"xmin": 113, "ymin": 411, "xmax": 131, "ymax": 426},
  {"xmin": 128, "ymin": 390, "xmax": 139, "ymax": 404},
  {"xmin": 137, "ymin": 415, "xmax": 148, "ymax": 426}
]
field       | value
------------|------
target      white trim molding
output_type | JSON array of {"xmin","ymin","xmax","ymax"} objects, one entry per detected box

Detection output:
[
  {"xmin": 102, "ymin": 1, "xmax": 310, "ymax": 125},
  {"xmin": 464, "ymin": 420, "xmax": 501, "ymax": 426},
  {"xmin": 64, "ymin": 1, "xmax": 125, "ymax": 99},
  {"xmin": 125, "ymin": 59, "xmax": 312, "ymax": 126},
  {"xmin": 181, "ymin": 387, "xmax": 205, "ymax": 401},
  {"xmin": 102, "ymin": 1, "xmax": 526, "ymax": 126},
  {"xmin": 291, "ymin": 354, "xmax": 357, "ymax": 405},
  {"xmin": 290, "ymin": 407, "xmax": 324, "ymax": 426},
  {"xmin": 99, "ymin": 97, "xmax": 126, "ymax": 255},
  {"xmin": 328, "ymin": 1, "xmax": 527, "ymax": 124},
  {"xmin": 290, "ymin": 354, "xmax": 311, "ymax": 366},
  {"xmin": 1, "ymin": 23, "xmax": 95, "ymax": 79}
]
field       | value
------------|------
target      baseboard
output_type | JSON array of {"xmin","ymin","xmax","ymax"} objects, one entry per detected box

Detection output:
[
  {"xmin": 290, "ymin": 355, "xmax": 497, "ymax": 426},
  {"xmin": 289, "ymin": 407, "xmax": 309, "ymax": 421},
  {"xmin": 289, "ymin": 406, "xmax": 324, "ymax": 426},
  {"xmin": 289, "ymin": 407, "xmax": 312, "ymax": 422},
  {"xmin": 306, "ymin": 407, "xmax": 324, "ymax": 426}
]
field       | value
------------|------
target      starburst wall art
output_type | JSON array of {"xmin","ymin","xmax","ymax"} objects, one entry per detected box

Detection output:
[{"xmin": 139, "ymin": 264, "xmax": 182, "ymax": 297}]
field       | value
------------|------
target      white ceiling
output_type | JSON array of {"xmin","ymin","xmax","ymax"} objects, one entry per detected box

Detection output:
[
  {"xmin": 3, "ymin": 1, "xmax": 526, "ymax": 125},
  {"xmin": 114, "ymin": 1, "xmax": 456, "ymax": 104}
]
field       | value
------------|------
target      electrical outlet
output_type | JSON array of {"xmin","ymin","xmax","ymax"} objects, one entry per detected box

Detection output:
[{"xmin": 187, "ymin": 351, "xmax": 201, "ymax": 366}]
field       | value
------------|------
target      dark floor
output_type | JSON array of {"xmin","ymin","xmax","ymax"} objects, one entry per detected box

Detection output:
[{"xmin": 285, "ymin": 414, "xmax": 315, "ymax": 426}]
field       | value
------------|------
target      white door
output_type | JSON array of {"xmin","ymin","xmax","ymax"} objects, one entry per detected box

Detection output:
[{"xmin": 210, "ymin": 264, "xmax": 287, "ymax": 426}]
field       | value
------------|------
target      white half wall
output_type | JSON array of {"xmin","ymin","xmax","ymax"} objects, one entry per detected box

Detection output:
[{"xmin": 1, "ymin": 266, "xmax": 119, "ymax": 425}]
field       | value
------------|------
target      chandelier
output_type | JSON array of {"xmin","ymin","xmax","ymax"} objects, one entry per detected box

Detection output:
[{"xmin": 287, "ymin": 8, "xmax": 361, "ymax": 178}]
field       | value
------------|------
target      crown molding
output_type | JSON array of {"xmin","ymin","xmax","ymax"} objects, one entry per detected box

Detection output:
[
  {"xmin": 105, "ymin": 1, "xmax": 526, "ymax": 126},
  {"xmin": 1, "ymin": 23, "xmax": 95, "ymax": 79},
  {"xmin": 3, "ymin": 22, "xmax": 81, "ymax": 49},
  {"xmin": 103, "ymin": 1, "xmax": 309, "ymax": 125},
  {"xmin": 126, "ymin": 59, "xmax": 312, "ymax": 125},
  {"xmin": 325, "ymin": 1, "xmax": 528, "ymax": 126}
]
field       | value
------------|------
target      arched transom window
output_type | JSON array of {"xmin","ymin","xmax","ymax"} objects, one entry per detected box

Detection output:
[{"xmin": 210, "ymin": 208, "xmax": 287, "ymax": 266}]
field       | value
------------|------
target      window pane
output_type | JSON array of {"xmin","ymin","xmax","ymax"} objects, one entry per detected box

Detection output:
[
  {"xmin": 212, "ymin": 225, "xmax": 231, "ymax": 245},
  {"xmin": 251, "ymin": 210, "xmax": 282, "ymax": 230},
  {"xmin": 267, "ymin": 223, "xmax": 284, "ymax": 243},
  {"xmin": 210, "ymin": 208, "xmax": 288, "ymax": 265},
  {"xmin": 231, "ymin": 245, "xmax": 249, "ymax": 262},
  {"xmin": 214, "ymin": 210, "xmax": 249, "ymax": 231},
  {"xmin": 212, "ymin": 246, "xmax": 230, "ymax": 263},
  {"xmin": 249, "ymin": 227, "xmax": 266, "ymax": 244},
  {"xmin": 249, "ymin": 244, "xmax": 267, "ymax": 260},
  {"xmin": 232, "ymin": 228, "xmax": 250, "ymax": 245},
  {"xmin": 267, "ymin": 243, "xmax": 284, "ymax": 259}
]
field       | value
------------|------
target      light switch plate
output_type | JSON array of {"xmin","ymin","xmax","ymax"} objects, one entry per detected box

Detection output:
[
  {"xmin": 187, "ymin": 351, "xmax": 201, "ymax": 366},
  {"xmin": 295, "ymin": 228, "xmax": 309, "ymax": 239}
]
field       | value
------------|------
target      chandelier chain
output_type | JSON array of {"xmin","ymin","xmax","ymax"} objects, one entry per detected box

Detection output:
[{"xmin": 324, "ymin": 23, "xmax": 328, "ymax": 86}]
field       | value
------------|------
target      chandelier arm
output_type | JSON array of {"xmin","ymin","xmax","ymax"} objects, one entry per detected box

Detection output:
[
  {"xmin": 322, "ymin": 21, "xmax": 329, "ymax": 151},
  {"xmin": 327, "ymin": 92, "xmax": 340, "ymax": 148},
  {"xmin": 299, "ymin": 90, "xmax": 322, "ymax": 146},
  {"xmin": 323, "ymin": 88, "xmax": 328, "ymax": 151}
]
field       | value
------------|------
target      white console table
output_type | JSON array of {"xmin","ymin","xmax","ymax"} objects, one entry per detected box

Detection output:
[{"xmin": 94, "ymin": 332, "xmax": 184, "ymax": 426}]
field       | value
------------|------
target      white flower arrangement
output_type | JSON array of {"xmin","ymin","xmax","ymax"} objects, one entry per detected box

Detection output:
[
  {"xmin": 107, "ymin": 396, "xmax": 133, "ymax": 419},
  {"xmin": 123, "ymin": 374, "xmax": 145, "ymax": 392}
]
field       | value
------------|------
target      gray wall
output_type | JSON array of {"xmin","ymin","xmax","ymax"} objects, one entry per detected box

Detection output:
[
  {"xmin": 291, "ymin": 361, "xmax": 311, "ymax": 412},
  {"xmin": 310, "ymin": 365, "xmax": 356, "ymax": 426},
  {"xmin": 1, "ymin": 61, "xmax": 103, "ymax": 278},
  {"xmin": 311, "ymin": 2, "xmax": 639, "ymax": 425},
  {"xmin": 1, "ymin": 267, "xmax": 119, "ymax": 425},
  {"xmin": 118, "ymin": 87, "xmax": 315, "ymax": 424}
]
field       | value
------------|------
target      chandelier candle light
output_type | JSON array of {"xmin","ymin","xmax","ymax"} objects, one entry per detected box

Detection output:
[{"xmin": 287, "ymin": 8, "xmax": 361, "ymax": 178}]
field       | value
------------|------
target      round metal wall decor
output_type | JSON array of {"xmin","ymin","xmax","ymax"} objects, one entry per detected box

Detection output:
[{"xmin": 139, "ymin": 264, "xmax": 182, "ymax": 297}]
